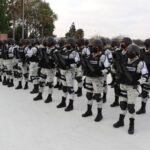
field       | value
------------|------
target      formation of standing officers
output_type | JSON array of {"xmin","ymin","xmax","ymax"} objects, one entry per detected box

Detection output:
[{"xmin": 0, "ymin": 36, "xmax": 150, "ymax": 135}]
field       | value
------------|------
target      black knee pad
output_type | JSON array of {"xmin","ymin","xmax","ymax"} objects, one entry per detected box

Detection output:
[
  {"xmin": 120, "ymin": 101, "xmax": 127, "ymax": 110},
  {"xmin": 62, "ymin": 86, "xmax": 67, "ymax": 93},
  {"xmin": 141, "ymin": 90, "xmax": 149, "ymax": 99},
  {"xmin": 23, "ymin": 73, "xmax": 29, "ymax": 79},
  {"xmin": 94, "ymin": 93, "xmax": 101, "ymax": 102},
  {"xmin": 128, "ymin": 104, "xmax": 135, "ymax": 114},
  {"xmin": 47, "ymin": 82, "xmax": 53, "ymax": 88},
  {"xmin": 67, "ymin": 87, "xmax": 74, "ymax": 94},
  {"xmin": 55, "ymin": 70, "xmax": 61, "ymax": 78},
  {"xmin": 6, "ymin": 70, "xmax": 12, "ymax": 75},
  {"xmin": 39, "ymin": 82, "xmax": 45, "ymax": 87},
  {"xmin": 86, "ymin": 92, "xmax": 93, "ymax": 100},
  {"xmin": 75, "ymin": 76, "xmax": 82, "ymax": 83}
]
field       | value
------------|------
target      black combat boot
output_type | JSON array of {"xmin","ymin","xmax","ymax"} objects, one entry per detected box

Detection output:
[
  {"xmin": 15, "ymin": 81, "xmax": 22, "ymax": 89},
  {"xmin": 2, "ymin": 76, "xmax": 7, "ymax": 85},
  {"xmin": 44, "ymin": 94, "xmax": 52, "ymax": 103},
  {"xmin": 136, "ymin": 102, "xmax": 146, "ymax": 115},
  {"xmin": 110, "ymin": 96, "xmax": 119, "ymax": 107},
  {"xmin": 57, "ymin": 97, "xmax": 66, "ymax": 108},
  {"xmin": 8, "ymin": 79, "xmax": 14, "ymax": 87},
  {"xmin": 82, "ymin": 104, "xmax": 93, "ymax": 117},
  {"xmin": 103, "ymin": 92, "xmax": 107, "ymax": 103},
  {"xmin": 75, "ymin": 87, "xmax": 82, "ymax": 97},
  {"xmin": 24, "ymin": 82, "xmax": 28, "ymax": 90},
  {"xmin": 33, "ymin": 92, "xmax": 42, "ymax": 101},
  {"xmin": 128, "ymin": 118, "xmax": 134, "ymax": 135},
  {"xmin": 95, "ymin": 108, "xmax": 103, "ymax": 122},
  {"xmin": 6, "ymin": 78, "xmax": 10, "ymax": 86},
  {"xmin": 0, "ymin": 76, "xmax": 2, "ymax": 82},
  {"xmin": 113, "ymin": 114, "xmax": 125, "ymax": 128},
  {"xmin": 30, "ymin": 84, "xmax": 39, "ymax": 94},
  {"xmin": 65, "ymin": 99, "xmax": 74, "ymax": 112}
]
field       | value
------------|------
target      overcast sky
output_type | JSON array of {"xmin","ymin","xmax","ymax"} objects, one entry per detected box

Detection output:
[{"xmin": 46, "ymin": 0, "xmax": 150, "ymax": 39}]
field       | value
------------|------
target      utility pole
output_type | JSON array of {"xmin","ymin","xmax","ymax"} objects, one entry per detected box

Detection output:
[{"xmin": 22, "ymin": 0, "xmax": 25, "ymax": 39}]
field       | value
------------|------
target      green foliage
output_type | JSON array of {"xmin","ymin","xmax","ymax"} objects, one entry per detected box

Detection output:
[
  {"xmin": 75, "ymin": 29, "xmax": 84, "ymax": 39},
  {"xmin": 0, "ymin": 0, "xmax": 10, "ymax": 33},
  {"xmin": 65, "ymin": 23, "xmax": 84, "ymax": 39},
  {"xmin": 6, "ymin": 0, "xmax": 57, "ymax": 40}
]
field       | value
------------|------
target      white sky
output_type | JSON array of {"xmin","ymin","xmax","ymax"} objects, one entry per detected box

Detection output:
[{"xmin": 46, "ymin": 0, "xmax": 150, "ymax": 39}]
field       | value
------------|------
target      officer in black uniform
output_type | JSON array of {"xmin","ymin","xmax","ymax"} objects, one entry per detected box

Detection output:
[
  {"xmin": 136, "ymin": 38, "xmax": 150, "ymax": 114},
  {"xmin": 113, "ymin": 44, "xmax": 148, "ymax": 134},
  {"xmin": 56, "ymin": 38, "xmax": 80, "ymax": 112},
  {"xmin": 26, "ymin": 39, "xmax": 40, "ymax": 94},
  {"xmin": 15, "ymin": 39, "xmax": 29, "ymax": 90},
  {"xmin": 0, "ymin": 41, "xmax": 3, "ymax": 82},
  {"xmin": 54, "ymin": 38, "xmax": 66, "ymax": 90},
  {"xmin": 82, "ymin": 39, "xmax": 109, "ymax": 122},
  {"xmin": 5, "ymin": 39, "xmax": 16, "ymax": 87},
  {"xmin": 33, "ymin": 37, "xmax": 56, "ymax": 103},
  {"xmin": 110, "ymin": 38, "xmax": 132, "ymax": 107},
  {"xmin": 1, "ymin": 40, "xmax": 8, "ymax": 85}
]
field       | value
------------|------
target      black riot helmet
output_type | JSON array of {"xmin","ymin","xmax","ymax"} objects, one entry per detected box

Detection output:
[
  {"xmin": 47, "ymin": 37, "xmax": 56, "ymax": 47},
  {"xmin": 57, "ymin": 38, "xmax": 66, "ymax": 48},
  {"xmin": 144, "ymin": 38, "xmax": 150, "ymax": 49},
  {"xmin": 111, "ymin": 38, "xmax": 120, "ymax": 48},
  {"xmin": 89, "ymin": 38, "xmax": 103, "ymax": 53},
  {"xmin": 8, "ymin": 38, "xmax": 15, "ymax": 45},
  {"xmin": 76, "ymin": 38, "xmax": 85, "ymax": 47},
  {"xmin": 121, "ymin": 37, "xmax": 132, "ymax": 49},
  {"xmin": 24, "ymin": 39, "xmax": 30, "ymax": 46},
  {"xmin": 127, "ymin": 44, "xmax": 140, "ymax": 59},
  {"xmin": 42, "ymin": 38, "xmax": 47, "ymax": 47},
  {"xmin": 31, "ymin": 39, "xmax": 40, "ymax": 47},
  {"xmin": 85, "ymin": 39, "xmax": 89, "ymax": 47},
  {"xmin": 65, "ymin": 38, "xmax": 76, "ymax": 50},
  {"xmin": 19, "ymin": 39, "xmax": 25, "ymax": 47}
]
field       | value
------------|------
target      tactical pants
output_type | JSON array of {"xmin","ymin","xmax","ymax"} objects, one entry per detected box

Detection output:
[
  {"xmin": 119, "ymin": 84, "xmax": 138, "ymax": 119},
  {"xmin": 85, "ymin": 76, "xmax": 104, "ymax": 108},
  {"xmin": 75, "ymin": 66, "xmax": 83, "ymax": 88},
  {"xmin": 39, "ymin": 68, "xmax": 55, "ymax": 94},
  {"xmin": 29, "ymin": 62, "xmax": 39, "ymax": 85},
  {"xmin": 140, "ymin": 80, "xmax": 150, "ymax": 104},
  {"xmin": 5, "ymin": 59, "xmax": 14, "ymax": 80},
  {"xmin": 60, "ymin": 69, "xmax": 75, "ymax": 100},
  {"xmin": 16, "ymin": 62, "xmax": 29, "ymax": 82},
  {"xmin": 103, "ymin": 74, "xmax": 108, "ymax": 94},
  {"xmin": 2, "ymin": 59, "xmax": 7, "ymax": 78},
  {"xmin": 0, "ymin": 58, "xmax": 3, "ymax": 76}
]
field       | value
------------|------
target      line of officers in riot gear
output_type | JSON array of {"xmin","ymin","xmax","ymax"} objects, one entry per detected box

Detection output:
[{"xmin": 0, "ymin": 36, "xmax": 150, "ymax": 135}]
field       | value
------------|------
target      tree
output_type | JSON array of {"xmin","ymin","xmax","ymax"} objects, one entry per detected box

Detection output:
[
  {"xmin": 37, "ymin": 1, "xmax": 57, "ymax": 37},
  {"xmin": 65, "ymin": 23, "xmax": 84, "ymax": 39},
  {"xmin": 75, "ymin": 29, "xmax": 84, "ymax": 39},
  {"xmin": 0, "ymin": 0, "xmax": 10, "ymax": 33},
  {"xmin": 65, "ymin": 22, "xmax": 76, "ymax": 38},
  {"xmin": 7, "ymin": 0, "xmax": 22, "ymax": 40},
  {"xmin": 7, "ymin": 0, "xmax": 57, "ymax": 40}
]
